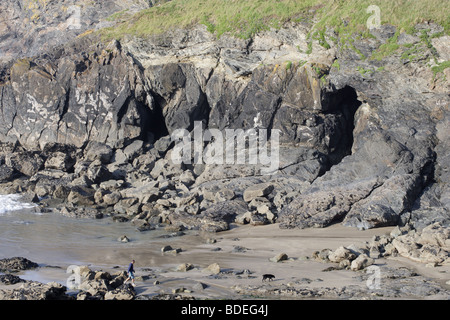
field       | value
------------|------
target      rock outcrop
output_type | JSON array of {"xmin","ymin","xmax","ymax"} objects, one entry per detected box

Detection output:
[
  {"xmin": 0, "ymin": 264, "xmax": 138, "ymax": 300},
  {"xmin": 314, "ymin": 222, "xmax": 450, "ymax": 267},
  {"xmin": 0, "ymin": 3, "xmax": 448, "ymax": 239},
  {"xmin": 0, "ymin": 257, "xmax": 39, "ymax": 272},
  {"xmin": 0, "ymin": 281, "xmax": 71, "ymax": 300}
]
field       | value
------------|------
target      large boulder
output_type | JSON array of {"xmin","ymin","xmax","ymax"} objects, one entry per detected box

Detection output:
[
  {"xmin": 104, "ymin": 285, "xmax": 136, "ymax": 300},
  {"xmin": 5, "ymin": 152, "xmax": 44, "ymax": 177}
]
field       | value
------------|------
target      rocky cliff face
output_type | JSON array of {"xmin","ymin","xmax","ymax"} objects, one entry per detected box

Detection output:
[
  {"xmin": 0, "ymin": 0, "xmax": 154, "ymax": 64},
  {"xmin": 0, "ymin": 4, "xmax": 448, "ymax": 235}
]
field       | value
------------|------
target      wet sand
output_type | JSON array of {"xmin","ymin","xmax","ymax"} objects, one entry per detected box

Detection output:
[{"xmin": 2, "ymin": 220, "xmax": 449, "ymax": 299}]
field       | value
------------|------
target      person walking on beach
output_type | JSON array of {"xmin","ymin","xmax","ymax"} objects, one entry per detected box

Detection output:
[{"xmin": 124, "ymin": 259, "xmax": 136, "ymax": 287}]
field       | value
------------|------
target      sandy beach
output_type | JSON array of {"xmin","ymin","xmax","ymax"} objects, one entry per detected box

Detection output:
[{"xmin": 2, "ymin": 220, "xmax": 449, "ymax": 300}]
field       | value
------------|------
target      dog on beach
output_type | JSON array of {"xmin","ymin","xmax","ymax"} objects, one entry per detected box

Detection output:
[{"xmin": 262, "ymin": 274, "xmax": 275, "ymax": 282}]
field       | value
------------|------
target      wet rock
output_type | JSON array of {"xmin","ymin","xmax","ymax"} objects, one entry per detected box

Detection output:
[
  {"xmin": 118, "ymin": 235, "xmax": 130, "ymax": 243},
  {"xmin": 161, "ymin": 245, "xmax": 182, "ymax": 254},
  {"xmin": 0, "ymin": 165, "xmax": 18, "ymax": 182},
  {"xmin": 0, "ymin": 281, "xmax": 71, "ymax": 300},
  {"xmin": 60, "ymin": 207, "xmax": 103, "ymax": 219},
  {"xmin": 0, "ymin": 274, "xmax": 25, "ymax": 285},
  {"xmin": 104, "ymin": 284, "xmax": 136, "ymax": 300},
  {"xmin": 193, "ymin": 282, "xmax": 207, "ymax": 291},
  {"xmin": 79, "ymin": 279, "xmax": 111, "ymax": 296},
  {"xmin": 0, "ymin": 7, "xmax": 447, "ymax": 244},
  {"xmin": 0, "ymin": 257, "xmax": 39, "ymax": 272},
  {"xmin": 67, "ymin": 186, "xmax": 95, "ymax": 206},
  {"xmin": 132, "ymin": 219, "xmax": 154, "ymax": 232}
]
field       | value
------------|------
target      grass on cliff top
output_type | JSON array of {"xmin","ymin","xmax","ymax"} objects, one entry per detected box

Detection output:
[
  {"xmin": 101, "ymin": 0, "xmax": 319, "ymax": 40},
  {"xmin": 100, "ymin": 0, "xmax": 449, "ymax": 41}
]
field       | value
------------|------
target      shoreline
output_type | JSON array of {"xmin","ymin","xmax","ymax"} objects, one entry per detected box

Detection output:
[{"xmin": 2, "ymin": 221, "xmax": 449, "ymax": 300}]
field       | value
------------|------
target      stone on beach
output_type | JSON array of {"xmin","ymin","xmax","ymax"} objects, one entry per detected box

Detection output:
[
  {"xmin": 350, "ymin": 254, "xmax": 374, "ymax": 271},
  {"xmin": 203, "ymin": 263, "xmax": 221, "ymax": 274},
  {"xmin": 328, "ymin": 246, "xmax": 357, "ymax": 263},
  {"xmin": 176, "ymin": 263, "xmax": 194, "ymax": 272},
  {"xmin": 269, "ymin": 253, "xmax": 288, "ymax": 263}
]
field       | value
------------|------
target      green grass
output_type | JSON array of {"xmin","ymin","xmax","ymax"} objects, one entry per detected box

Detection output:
[
  {"xmin": 419, "ymin": 29, "xmax": 439, "ymax": 61},
  {"xmin": 285, "ymin": 61, "xmax": 293, "ymax": 70},
  {"xmin": 98, "ymin": 0, "xmax": 450, "ymax": 73},
  {"xmin": 106, "ymin": 9, "xmax": 130, "ymax": 22},
  {"xmin": 357, "ymin": 65, "xmax": 375, "ymax": 75},
  {"xmin": 101, "ymin": 0, "xmax": 320, "ymax": 40},
  {"xmin": 100, "ymin": 0, "xmax": 449, "ymax": 42},
  {"xmin": 401, "ymin": 43, "xmax": 421, "ymax": 61},
  {"xmin": 298, "ymin": 60, "xmax": 308, "ymax": 67},
  {"xmin": 431, "ymin": 60, "xmax": 450, "ymax": 77},
  {"xmin": 314, "ymin": 0, "xmax": 449, "ymax": 37},
  {"xmin": 331, "ymin": 59, "xmax": 340, "ymax": 71},
  {"xmin": 370, "ymin": 30, "xmax": 400, "ymax": 60}
]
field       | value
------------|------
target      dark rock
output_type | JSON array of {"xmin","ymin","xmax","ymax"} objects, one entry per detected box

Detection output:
[
  {"xmin": 0, "ymin": 165, "xmax": 17, "ymax": 182},
  {"xmin": 0, "ymin": 257, "xmax": 39, "ymax": 272},
  {"xmin": 170, "ymin": 199, "xmax": 248, "ymax": 232},
  {"xmin": 67, "ymin": 186, "xmax": 95, "ymax": 206},
  {"xmin": 0, "ymin": 9, "xmax": 447, "ymax": 236},
  {"xmin": 44, "ymin": 152, "xmax": 74, "ymax": 171},
  {"xmin": 60, "ymin": 206, "xmax": 103, "ymax": 219},
  {"xmin": 154, "ymin": 136, "xmax": 173, "ymax": 155},
  {"xmin": 0, "ymin": 274, "xmax": 25, "ymax": 285},
  {"xmin": 104, "ymin": 284, "xmax": 136, "ymax": 300},
  {"xmin": 85, "ymin": 142, "xmax": 114, "ymax": 164},
  {"xmin": 5, "ymin": 152, "xmax": 44, "ymax": 177},
  {"xmin": 243, "ymin": 183, "xmax": 274, "ymax": 202},
  {"xmin": 145, "ymin": 63, "xmax": 209, "ymax": 134},
  {"xmin": 0, "ymin": 1, "xmax": 154, "ymax": 64},
  {"xmin": 0, "ymin": 281, "xmax": 71, "ymax": 300}
]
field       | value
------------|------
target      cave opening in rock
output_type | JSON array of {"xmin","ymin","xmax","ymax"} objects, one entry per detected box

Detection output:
[
  {"xmin": 146, "ymin": 91, "xmax": 169, "ymax": 141},
  {"xmin": 323, "ymin": 85, "xmax": 362, "ymax": 165}
]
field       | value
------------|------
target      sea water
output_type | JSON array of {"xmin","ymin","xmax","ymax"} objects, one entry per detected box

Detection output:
[{"xmin": 0, "ymin": 194, "xmax": 189, "ymax": 284}]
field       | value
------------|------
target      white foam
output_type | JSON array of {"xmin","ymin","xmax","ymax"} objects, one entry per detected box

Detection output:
[{"xmin": 0, "ymin": 194, "xmax": 39, "ymax": 215}]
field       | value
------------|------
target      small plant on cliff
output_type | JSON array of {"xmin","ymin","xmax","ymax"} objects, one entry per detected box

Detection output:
[
  {"xmin": 285, "ymin": 61, "xmax": 293, "ymax": 71},
  {"xmin": 431, "ymin": 60, "xmax": 450, "ymax": 78},
  {"xmin": 331, "ymin": 59, "xmax": 341, "ymax": 71},
  {"xmin": 357, "ymin": 66, "xmax": 375, "ymax": 76}
]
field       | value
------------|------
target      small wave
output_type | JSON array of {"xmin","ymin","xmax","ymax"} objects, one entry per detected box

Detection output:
[
  {"xmin": 12, "ymin": 220, "xmax": 35, "ymax": 225},
  {"xmin": 0, "ymin": 194, "xmax": 39, "ymax": 215}
]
